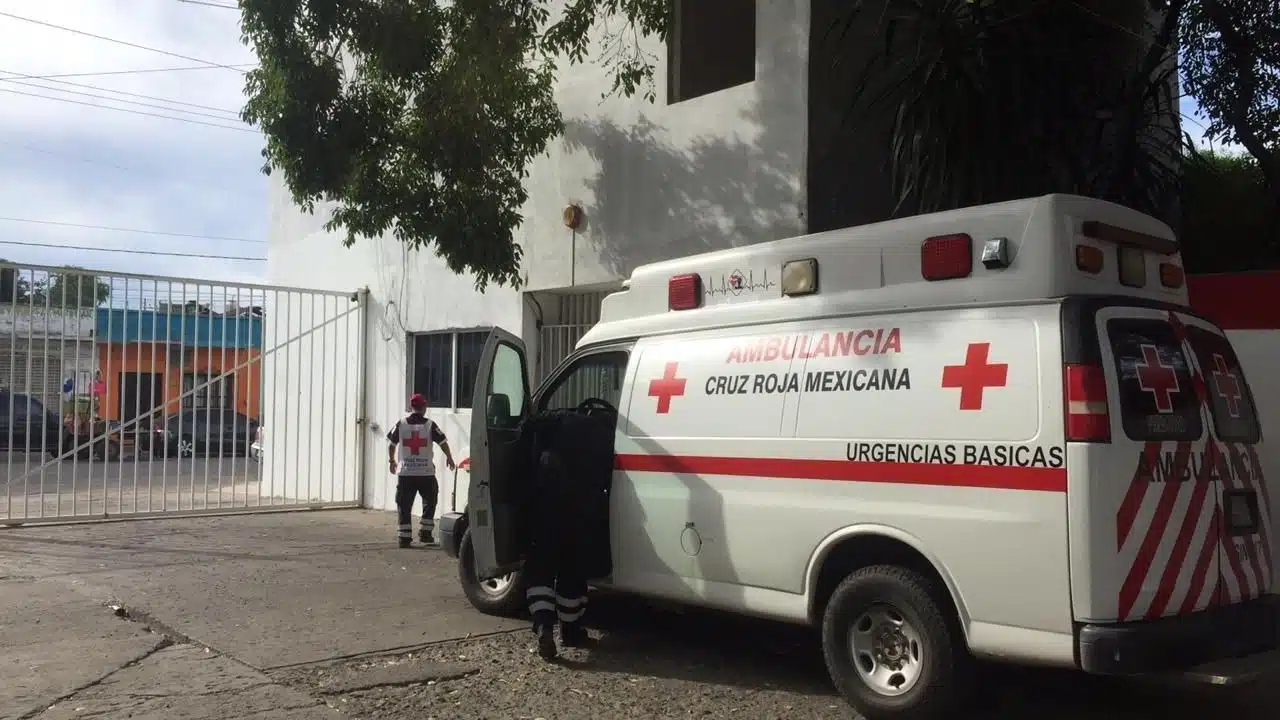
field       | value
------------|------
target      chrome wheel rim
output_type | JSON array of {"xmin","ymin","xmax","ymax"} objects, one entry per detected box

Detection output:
[
  {"xmin": 849, "ymin": 604, "xmax": 925, "ymax": 696},
  {"xmin": 480, "ymin": 573, "xmax": 513, "ymax": 597},
  {"xmin": 178, "ymin": 439, "xmax": 194, "ymax": 457}
]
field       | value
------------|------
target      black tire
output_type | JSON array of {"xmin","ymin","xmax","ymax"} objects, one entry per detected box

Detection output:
[
  {"xmin": 458, "ymin": 527, "xmax": 525, "ymax": 617},
  {"xmin": 821, "ymin": 564, "xmax": 973, "ymax": 720}
]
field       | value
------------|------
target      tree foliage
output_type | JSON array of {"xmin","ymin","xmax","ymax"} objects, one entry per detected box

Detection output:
[
  {"xmin": 1181, "ymin": 0, "xmax": 1280, "ymax": 193},
  {"xmin": 1181, "ymin": 151, "xmax": 1278, "ymax": 273},
  {"xmin": 0, "ymin": 265, "xmax": 111, "ymax": 308},
  {"xmin": 826, "ymin": 0, "xmax": 1185, "ymax": 220},
  {"xmin": 239, "ymin": 0, "xmax": 665, "ymax": 290}
]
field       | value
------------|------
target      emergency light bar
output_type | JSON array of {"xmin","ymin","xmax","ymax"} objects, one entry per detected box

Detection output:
[
  {"xmin": 668, "ymin": 273, "xmax": 702, "ymax": 311},
  {"xmin": 1075, "ymin": 220, "xmax": 1184, "ymax": 289},
  {"xmin": 1081, "ymin": 220, "xmax": 1177, "ymax": 255}
]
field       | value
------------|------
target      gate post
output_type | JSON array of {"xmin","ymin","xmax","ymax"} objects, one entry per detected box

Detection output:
[{"xmin": 354, "ymin": 287, "xmax": 370, "ymax": 507}]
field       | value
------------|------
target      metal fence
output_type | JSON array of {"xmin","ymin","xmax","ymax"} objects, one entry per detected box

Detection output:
[
  {"xmin": 536, "ymin": 291, "xmax": 608, "ymax": 382},
  {"xmin": 0, "ymin": 263, "xmax": 364, "ymax": 524}
]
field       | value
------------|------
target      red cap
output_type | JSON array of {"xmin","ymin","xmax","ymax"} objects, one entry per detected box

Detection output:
[{"xmin": 409, "ymin": 393, "xmax": 426, "ymax": 409}]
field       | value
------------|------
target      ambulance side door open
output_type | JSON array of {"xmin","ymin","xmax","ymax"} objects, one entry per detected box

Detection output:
[
  {"xmin": 530, "ymin": 348, "xmax": 630, "ymax": 582},
  {"xmin": 467, "ymin": 328, "xmax": 532, "ymax": 581}
]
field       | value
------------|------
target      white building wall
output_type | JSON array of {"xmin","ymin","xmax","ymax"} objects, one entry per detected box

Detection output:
[
  {"xmin": 267, "ymin": 1, "xmax": 814, "ymax": 518},
  {"xmin": 265, "ymin": 178, "xmax": 522, "ymax": 514},
  {"xmin": 521, "ymin": 0, "xmax": 810, "ymax": 292}
]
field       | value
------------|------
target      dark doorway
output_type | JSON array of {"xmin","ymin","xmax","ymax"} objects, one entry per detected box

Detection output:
[{"xmin": 119, "ymin": 372, "xmax": 163, "ymax": 427}]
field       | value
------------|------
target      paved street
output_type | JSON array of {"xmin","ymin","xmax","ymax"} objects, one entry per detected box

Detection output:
[
  {"xmin": 0, "ymin": 452, "xmax": 265, "ymax": 521},
  {"xmin": 0, "ymin": 510, "xmax": 1276, "ymax": 719}
]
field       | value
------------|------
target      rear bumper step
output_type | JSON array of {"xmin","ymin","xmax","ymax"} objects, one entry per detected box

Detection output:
[{"xmin": 1078, "ymin": 595, "xmax": 1280, "ymax": 677}]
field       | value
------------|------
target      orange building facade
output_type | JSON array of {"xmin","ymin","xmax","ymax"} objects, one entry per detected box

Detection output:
[{"xmin": 94, "ymin": 309, "xmax": 263, "ymax": 426}]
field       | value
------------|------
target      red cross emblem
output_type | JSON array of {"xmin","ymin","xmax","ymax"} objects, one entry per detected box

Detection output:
[
  {"xmin": 941, "ymin": 342, "xmax": 1008, "ymax": 411},
  {"xmin": 402, "ymin": 430, "xmax": 428, "ymax": 455},
  {"xmin": 1134, "ymin": 344, "xmax": 1180, "ymax": 413},
  {"xmin": 1211, "ymin": 353, "xmax": 1243, "ymax": 418},
  {"xmin": 648, "ymin": 362, "xmax": 687, "ymax": 415}
]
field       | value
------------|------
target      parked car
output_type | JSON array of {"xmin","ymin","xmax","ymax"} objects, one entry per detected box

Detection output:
[
  {"xmin": 0, "ymin": 391, "xmax": 71, "ymax": 457},
  {"xmin": 153, "ymin": 409, "xmax": 259, "ymax": 459}
]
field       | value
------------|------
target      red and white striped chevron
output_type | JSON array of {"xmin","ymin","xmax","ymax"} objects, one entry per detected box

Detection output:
[{"xmin": 1113, "ymin": 314, "xmax": 1273, "ymax": 621}]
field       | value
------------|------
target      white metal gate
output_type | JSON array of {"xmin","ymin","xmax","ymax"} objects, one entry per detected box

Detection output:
[
  {"xmin": 536, "ymin": 291, "xmax": 608, "ymax": 382},
  {"xmin": 0, "ymin": 263, "xmax": 364, "ymax": 525}
]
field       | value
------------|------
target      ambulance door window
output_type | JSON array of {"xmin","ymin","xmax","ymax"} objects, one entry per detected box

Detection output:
[
  {"xmin": 1184, "ymin": 326, "xmax": 1261, "ymax": 444},
  {"xmin": 539, "ymin": 351, "xmax": 629, "ymax": 412},
  {"xmin": 1105, "ymin": 319, "xmax": 1202, "ymax": 442}
]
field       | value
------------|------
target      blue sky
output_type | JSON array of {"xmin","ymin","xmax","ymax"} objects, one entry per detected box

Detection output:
[
  {"xmin": 0, "ymin": 0, "xmax": 266, "ymax": 286},
  {"xmin": 0, "ymin": 1, "xmax": 1241, "ymax": 296}
]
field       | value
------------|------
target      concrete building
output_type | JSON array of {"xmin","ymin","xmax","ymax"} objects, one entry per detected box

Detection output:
[
  {"xmin": 94, "ymin": 308, "xmax": 264, "ymax": 425},
  {"xmin": 0, "ymin": 305, "xmax": 96, "ymax": 413},
  {"xmin": 267, "ymin": 1, "xmax": 1190, "ymax": 513}
]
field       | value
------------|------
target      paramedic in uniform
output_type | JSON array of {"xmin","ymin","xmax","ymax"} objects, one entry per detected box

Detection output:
[
  {"xmin": 523, "ymin": 412, "xmax": 608, "ymax": 659},
  {"xmin": 386, "ymin": 393, "xmax": 456, "ymax": 548}
]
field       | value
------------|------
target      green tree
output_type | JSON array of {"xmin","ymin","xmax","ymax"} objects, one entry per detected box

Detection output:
[
  {"xmin": 1181, "ymin": 151, "xmax": 1278, "ymax": 273},
  {"xmin": 40, "ymin": 271, "xmax": 111, "ymax": 308},
  {"xmin": 824, "ymin": 0, "xmax": 1187, "ymax": 220},
  {"xmin": 0, "ymin": 264, "xmax": 110, "ymax": 307},
  {"xmin": 1181, "ymin": 0, "xmax": 1280, "ymax": 193},
  {"xmin": 238, "ymin": 0, "xmax": 667, "ymax": 290}
]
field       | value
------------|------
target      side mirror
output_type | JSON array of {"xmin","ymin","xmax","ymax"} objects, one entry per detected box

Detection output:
[{"xmin": 486, "ymin": 393, "xmax": 512, "ymax": 427}]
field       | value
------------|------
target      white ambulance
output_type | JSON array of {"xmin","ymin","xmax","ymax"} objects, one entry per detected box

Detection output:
[{"xmin": 437, "ymin": 194, "xmax": 1279, "ymax": 719}]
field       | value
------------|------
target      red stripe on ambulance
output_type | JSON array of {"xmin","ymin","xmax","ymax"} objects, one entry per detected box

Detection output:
[{"xmin": 614, "ymin": 453, "xmax": 1066, "ymax": 493}]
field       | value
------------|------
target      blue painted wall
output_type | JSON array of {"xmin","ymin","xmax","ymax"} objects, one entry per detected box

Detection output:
[{"xmin": 95, "ymin": 309, "xmax": 262, "ymax": 348}]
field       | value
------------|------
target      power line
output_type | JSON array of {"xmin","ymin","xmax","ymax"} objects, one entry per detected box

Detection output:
[
  {"xmin": 178, "ymin": 0, "xmax": 238, "ymax": 8},
  {"xmin": 13, "ymin": 65, "xmax": 256, "ymax": 81},
  {"xmin": 0, "ymin": 11, "xmax": 251, "ymax": 74},
  {"xmin": 0, "ymin": 76, "xmax": 241, "ymax": 123},
  {"xmin": 2, "ymin": 142, "xmax": 256, "ymax": 195},
  {"xmin": 0, "ymin": 88, "xmax": 256, "ymax": 133},
  {"xmin": 0, "ymin": 68, "xmax": 242, "ymax": 116},
  {"xmin": 0, "ymin": 240, "xmax": 264, "ymax": 262},
  {"xmin": 0, "ymin": 217, "xmax": 264, "ymax": 244}
]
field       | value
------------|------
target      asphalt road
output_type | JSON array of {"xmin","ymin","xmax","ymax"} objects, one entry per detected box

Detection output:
[{"xmin": 0, "ymin": 451, "xmax": 263, "ymax": 521}]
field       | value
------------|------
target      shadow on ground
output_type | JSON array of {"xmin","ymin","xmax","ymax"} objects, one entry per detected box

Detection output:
[{"xmin": 570, "ymin": 593, "xmax": 1276, "ymax": 719}]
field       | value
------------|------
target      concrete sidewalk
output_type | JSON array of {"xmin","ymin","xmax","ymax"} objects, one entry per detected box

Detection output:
[{"xmin": 0, "ymin": 510, "xmax": 520, "ymax": 718}]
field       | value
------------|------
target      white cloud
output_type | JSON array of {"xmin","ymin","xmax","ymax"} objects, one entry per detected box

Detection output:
[{"xmin": 0, "ymin": 0, "xmax": 266, "ymax": 288}]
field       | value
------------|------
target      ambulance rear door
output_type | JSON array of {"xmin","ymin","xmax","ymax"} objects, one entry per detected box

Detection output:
[
  {"xmin": 1179, "ymin": 317, "xmax": 1271, "ymax": 607},
  {"xmin": 1066, "ymin": 300, "xmax": 1271, "ymax": 626}
]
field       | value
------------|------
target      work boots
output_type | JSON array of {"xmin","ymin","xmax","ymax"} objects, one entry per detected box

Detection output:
[
  {"xmin": 560, "ymin": 623, "xmax": 591, "ymax": 648},
  {"xmin": 535, "ymin": 624, "xmax": 558, "ymax": 660}
]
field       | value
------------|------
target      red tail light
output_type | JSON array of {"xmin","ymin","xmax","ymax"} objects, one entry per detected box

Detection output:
[
  {"xmin": 1159, "ymin": 262, "xmax": 1184, "ymax": 289},
  {"xmin": 1064, "ymin": 364, "xmax": 1110, "ymax": 442}
]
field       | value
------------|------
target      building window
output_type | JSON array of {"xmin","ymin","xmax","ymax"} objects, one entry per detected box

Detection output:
[
  {"xmin": 668, "ymin": 0, "xmax": 756, "ymax": 104},
  {"xmin": 182, "ymin": 373, "xmax": 232, "ymax": 410},
  {"xmin": 410, "ymin": 330, "xmax": 490, "ymax": 409},
  {"xmin": 454, "ymin": 331, "xmax": 488, "ymax": 411}
]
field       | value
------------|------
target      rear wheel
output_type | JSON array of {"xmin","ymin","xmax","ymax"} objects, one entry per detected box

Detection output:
[
  {"xmin": 458, "ymin": 527, "xmax": 525, "ymax": 617},
  {"xmin": 822, "ymin": 565, "xmax": 973, "ymax": 720}
]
